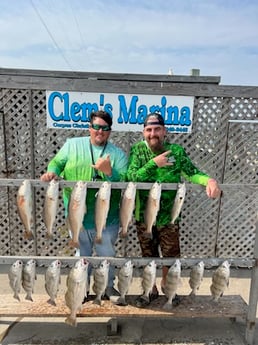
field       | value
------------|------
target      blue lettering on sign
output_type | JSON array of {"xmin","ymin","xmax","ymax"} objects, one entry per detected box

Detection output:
[
  {"xmin": 48, "ymin": 92, "xmax": 110, "ymax": 122},
  {"xmin": 47, "ymin": 92, "xmax": 192, "ymax": 132},
  {"xmin": 117, "ymin": 95, "xmax": 192, "ymax": 126}
]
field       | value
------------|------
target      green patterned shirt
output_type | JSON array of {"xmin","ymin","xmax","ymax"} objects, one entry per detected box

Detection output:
[{"xmin": 127, "ymin": 140, "xmax": 210, "ymax": 226}]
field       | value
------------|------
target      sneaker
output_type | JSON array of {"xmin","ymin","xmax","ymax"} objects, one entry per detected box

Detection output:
[{"xmin": 103, "ymin": 287, "xmax": 120, "ymax": 300}]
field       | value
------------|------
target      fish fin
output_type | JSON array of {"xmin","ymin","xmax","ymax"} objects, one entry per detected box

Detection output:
[
  {"xmin": 47, "ymin": 298, "xmax": 56, "ymax": 306},
  {"xmin": 25, "ymin": 294, "xmax": 33, "ymax": 302},
  {"xmin": 116, "ymin": 297, "xmax": 127, "ymax": 306},
  {"xmin": 65, "ymin": 316, "xmax": 77, "ymax": 327},
  {"xmin": 13, "ymin": 293, "xmax": 20, "ymax": 301},
  {"xmin": 163, "ymin": 301, "xmax": 172, "ymax": 310},
  {"xmin": 46, "ymin": 232, "xmax": 54, "ymax": 240},
  {"xmin": 68, "ymin": 239, "xmax": 80, "ymax": 248},
  {"xmin": 24, "ymin": 231, "xmax": 34, "ymax": 240},
  {"xmin": 94, "ymin": 236, "xmax": 102, "ymax": 244}
]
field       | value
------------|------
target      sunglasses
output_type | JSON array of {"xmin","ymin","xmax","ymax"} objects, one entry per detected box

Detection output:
[{"xmin": 91, "ymin": 124, "xmax": 111, "ymax": 132}]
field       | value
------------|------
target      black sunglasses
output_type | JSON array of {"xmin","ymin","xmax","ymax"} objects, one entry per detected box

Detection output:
[{"xmin": 91, "ymin": 124, "xmax": 111, "ymax": 132}]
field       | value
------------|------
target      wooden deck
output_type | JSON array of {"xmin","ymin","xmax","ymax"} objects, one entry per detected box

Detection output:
[{"xmin": 0, "ymin": 294, "xmax": 247, "ymax": 319}]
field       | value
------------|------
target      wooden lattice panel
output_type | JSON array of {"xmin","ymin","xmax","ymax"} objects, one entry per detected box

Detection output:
[
  {"xmin": 224, "ymin": 122, "xmax": 258, "ymax": 183},
  {"xmin": 0, "ymin": 88, "xmax": 257, "ymax": 259},
  {"xmin": 2, "ymin": 89, "xmax": 32, "ymax": 179},
  {"xmin": 0, "ymin": 187, "xmax": 10, "ymax": 255},
  {"xmin": 229, "ymin": 97, "xmax": 258, "ymax": 120},
  {"xmin": 216, "ymin": 187, "xmax": 257, "ymax": 258}
]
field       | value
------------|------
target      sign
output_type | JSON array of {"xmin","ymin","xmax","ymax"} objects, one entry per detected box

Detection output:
[{"xmin": 46, "ymin": 91, "xmax": 194, "ymax": 133}]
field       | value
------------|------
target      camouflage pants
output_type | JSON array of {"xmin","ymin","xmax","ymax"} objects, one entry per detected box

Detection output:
[{"xmin": 136, "ymin": 222, "xmax": 180, "ymax": 258}]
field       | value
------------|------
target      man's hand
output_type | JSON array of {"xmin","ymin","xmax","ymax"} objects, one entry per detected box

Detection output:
[
  {"xmin": 92, "ymin": 154, "xmax": 112, "ymax": 176},
  {"xmin": 153, "ymin": 150, "xmax": 173, "ymax": 167},
  {"xmin": 40, "ymin": 172, "xmax": 58, "ymax": 182},
  {"xmin": 206, "ymin": 178, "xmax": 221, "ymax": 198}
]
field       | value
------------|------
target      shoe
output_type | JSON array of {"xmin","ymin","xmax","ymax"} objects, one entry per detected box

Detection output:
[{"xmin": 103, "ymin": 287, "xmax": 120, "ymax": 300}]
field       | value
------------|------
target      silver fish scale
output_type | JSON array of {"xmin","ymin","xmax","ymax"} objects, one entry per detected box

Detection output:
[
  {"xmin": 142, "ymin": 261, "xmax": 156, "ymax": 298},
  {"xmin": 45, "ymin": 259, "xmax": 61, "ymax": 305},
  {"xmin": 189, "ymin": 261, "xmax": 204, "ymax": 295},
  {"xmin": 117, "ymin": 261, "xmax": 133, "ymax": 304},
  {"xmin": 210, "ymin": 262, "xmax": 230, "ymax": 301},
  {"xmin": 93, "ymin": 260, "xmax": 110, "ymax": 304},
  {"xmin": 65, "ymin": 259, "xmax": 88, "ymax": 327},
  {"xmin": 22, "ymin": 259, "xmax": 36, "ymax": 301},
  {"xmin": 8, "ymin": 259, "xmax": 23, "ymax": 301}
]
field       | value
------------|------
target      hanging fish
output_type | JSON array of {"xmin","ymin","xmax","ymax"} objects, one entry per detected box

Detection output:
[
  {"xmin": 189, "ymin": 261, "xmax": 204, "ymax": 296},
  {"xmin": 119, "ymin": 182, "xmax": 137, "ymax": 238},
  {"xmin": 163, "ymin": 259, "xmax": 181, "ymax": 310},
  {"xmin": 17, "ymin": 179, "xmax": 34, "ymax": 240},
  {"xmin": 45, "ymin": 259, "xmax": 61, "ymax": 306},
  {"xmin": 65, "ymin": 258, "xmax": 89, "ymax": 327},
  {"xmin": 171, "ymin": 182, "xmax": 186, "ymax": 224},
  {"xmin": 144, "ymin": 182, "xmax": 161, "ymax": 238},
  {"xmin": 43, "ymin": 179, "xmax": 59, "ymax": 239},
  {"xmin": 67, "ymin": 181, "xmax": 87, "ymax": 248},
  {"xmin": 92, "ymin": 259, "xmax": 110, "ymax": 305},
  {"xmin": 138, "ymin": 260, "xmax": 157, "ymax": 306},
  {"xmin": 95, "ymin": 182, "xmax": 111, "ymax": 243},
  {"xmin": 117, "ymin": 260, "xmax": 134, "ymax": 306},
  {"xmin": 22, "ymin": 259, "xmax": 37, "ymax": 301},
  {"xmin": 8, "ymin": 259, "xmax": 23, "ymax": 301},
  {"xmin": 210, "ymin": 260, "xmax": 230, "ymax": 302}
]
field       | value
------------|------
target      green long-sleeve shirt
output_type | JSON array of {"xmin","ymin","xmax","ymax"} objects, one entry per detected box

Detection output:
[
  {"xmin": 47, "ymin": 136, "xmax": 128, "ymax": 229},
  {"xmin": 127, "ymin": 140, "xmax": 210, "ymax": 226}
]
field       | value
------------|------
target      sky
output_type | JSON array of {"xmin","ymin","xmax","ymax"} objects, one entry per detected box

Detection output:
[{"xmin": 0, "ymin": 0, "xmax": 258, "ymax": 86}]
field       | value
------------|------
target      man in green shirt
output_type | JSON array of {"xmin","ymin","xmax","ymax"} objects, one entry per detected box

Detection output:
[
  {"xmin": 127, "ymin": 113, "xmax": 221, "ymax": 307},
  {"xmin": 41, "ymin": 110, "xmax": 128, "ymax": 301}
]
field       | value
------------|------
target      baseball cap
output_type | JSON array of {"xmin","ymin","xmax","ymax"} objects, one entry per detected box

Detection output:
[{"xmin": 144, "ymin": 113, "xmax": 165, "ymax": 127}]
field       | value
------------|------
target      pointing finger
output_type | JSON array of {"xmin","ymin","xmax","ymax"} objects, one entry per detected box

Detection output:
[{"xmin": 162, "ymin": 150, "xmax": 171, "ymax": 156}]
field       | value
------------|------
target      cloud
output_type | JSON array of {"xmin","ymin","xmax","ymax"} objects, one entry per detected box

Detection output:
[{"xmin": 0, "ymin": 0, "xmax": 257, "ymax": 85}]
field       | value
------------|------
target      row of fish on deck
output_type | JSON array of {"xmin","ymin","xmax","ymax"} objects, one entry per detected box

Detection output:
[
  {"xmin": 9, "ymin": 258, "xmax": 231, "ymax": 327},
  {"xmin": 16, "ymin": 179, "xmax": 186, "ymax": 244}
]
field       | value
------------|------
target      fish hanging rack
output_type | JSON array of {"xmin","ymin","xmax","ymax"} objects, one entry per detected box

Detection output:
[{"xmin": 0, "ymin": 178, "xmax": 257, "ymax": 192}]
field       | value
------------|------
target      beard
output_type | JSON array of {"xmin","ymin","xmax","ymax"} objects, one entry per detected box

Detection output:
[{"xmin": 146, "ymin": 137, "xmax": 164, "ymax": 153}]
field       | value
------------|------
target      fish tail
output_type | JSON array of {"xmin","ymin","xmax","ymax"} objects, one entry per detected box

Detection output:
[
  {"xmin": 25, "ymin": 294, "xmax": 33, "ymax": 302},
  {"xmin": 94, "ymin": 236, "xmax": 102, "ymax": 244},
  {"xmin": 143, "ymin": 231, "xmax": 152, "ymax": 239},
  {"xmin": 65, "ymin": 315, "xmax": 77, "ymax": 327},
  {"xmin": 13, "ymin": 293, "xmax": 20, "ymax": 301},
  {"xmin": 47, "ymin": 298, "xmax": 56, "ymax": 306},
  {"xmin": 68, "ymin": 239, "xmax": 80, "ymax": 248},
  {"xmin": 24, "ymin": 231, "xmax": 34, "ymax": 240},
  {"xmin": 163, "ymin": 301, "xmax": 172, "ymax": 310},
  {"xmin": 116, "ymin": 296, "xmax": 127, "ymax": 306},
  {"xmin": 119, "ymin": 228, "xmax": 128, "ymax": 238},
  {"xmin": 46, "ymin": 232, "xmax": 54, "ymax": 240}
]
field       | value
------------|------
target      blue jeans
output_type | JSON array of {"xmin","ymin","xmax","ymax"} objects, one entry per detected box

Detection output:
[{"xmin": 78, "ymin": 224, "xmax": 119, "ymax": 288}]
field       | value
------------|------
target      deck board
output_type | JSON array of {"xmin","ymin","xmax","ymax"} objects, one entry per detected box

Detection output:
[{"xmin": 0, "ymin": 294, "xmax": 247, "ymax": 319}]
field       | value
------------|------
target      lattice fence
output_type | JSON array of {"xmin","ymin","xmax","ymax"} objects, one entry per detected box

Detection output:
[{"xmin": 0, "ymin": 88, "xmax": 257, "ymax": 260}]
